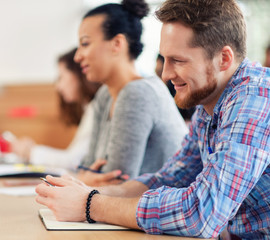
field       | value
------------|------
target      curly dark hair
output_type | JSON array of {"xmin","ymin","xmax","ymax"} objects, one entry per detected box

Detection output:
[
  {"xmin": 58, "ymin": 48, "xmax": 101, "ymax": 125},
  {"xmin": 83, "ymin": 0, "xmax": 149, "ymax": 60}
]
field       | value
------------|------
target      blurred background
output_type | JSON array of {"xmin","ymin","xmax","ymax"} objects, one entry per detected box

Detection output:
[
  {"xmin": 0, "ymin": 0, "xmax": 163, "ymax": 85},
  {"xmin": 0, "ymin": 0, "xmax": 269, "ymax": 86},
  {"xmin": 0, "ymin": 0, "xmax": 269, "ymax": 148}
]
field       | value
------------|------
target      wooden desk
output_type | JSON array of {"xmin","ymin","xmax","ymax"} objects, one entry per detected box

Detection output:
[{"xmin": 0, "ymin": 179, "xmax": 204, "ymax": 240}]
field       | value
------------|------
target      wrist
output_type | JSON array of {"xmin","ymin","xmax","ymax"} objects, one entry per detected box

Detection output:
[
  {"xmin": 85, "ymin": 189, "xmax": 100, "ymax": 223},
  {"xmin": 89, "ymin": 193, "xmax": 105, "ymax": 223}
]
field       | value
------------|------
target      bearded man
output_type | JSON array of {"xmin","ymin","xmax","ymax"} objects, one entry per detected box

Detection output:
[{"xmin": 36, "ymin": 0, "xmax": 270, "ymax": 239}]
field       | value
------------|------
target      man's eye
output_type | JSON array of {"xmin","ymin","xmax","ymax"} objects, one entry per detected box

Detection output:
[
  {"xmin": 81, "ymin": 42, "xmax": 89, "ymax": 47},
  {"xmin": 173, "ymin": 59, "xmax": 184, "ymax": 63}
]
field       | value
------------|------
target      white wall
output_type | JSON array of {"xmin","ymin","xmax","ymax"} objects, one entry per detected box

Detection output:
[
  {"xmin": 0, "ymin": 0, "xmax": 84, "ymax": 85},
  {"xmin": 0, "ymin": 0, "xmax": 162, "ymax": 85},
  {"xmin": 0, "ymin": 0, "xmax": 268, "ymax": 86},
  {"xmin": 239, "ymin": 0, "xmax": 270, "ymax": 63}
]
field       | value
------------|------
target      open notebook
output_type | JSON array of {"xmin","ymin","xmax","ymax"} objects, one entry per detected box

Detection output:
[{"xmin": 39, "ymin": 209, "xmax": 130, "ymax": 231}]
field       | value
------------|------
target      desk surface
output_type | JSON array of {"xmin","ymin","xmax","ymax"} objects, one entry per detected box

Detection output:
[{"xmin": 0, "ymin": 179, "xmax": 204, "ymax": 240}]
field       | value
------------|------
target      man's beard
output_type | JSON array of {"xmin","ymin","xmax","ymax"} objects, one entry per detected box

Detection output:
[{"xmin": 175, "ymin": 65, "xmax": 217, "ymax": 109}]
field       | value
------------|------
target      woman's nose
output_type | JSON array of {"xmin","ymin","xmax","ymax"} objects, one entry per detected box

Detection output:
[{"xmin": 74, "ymin": 49, "xmax": 81, "ymax": 63}]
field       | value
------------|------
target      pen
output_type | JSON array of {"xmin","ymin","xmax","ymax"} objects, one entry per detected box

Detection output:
[
  {"xmin": 77, "ymin": 165, "xmax": 127, "ymax": 181},
  {"xmin": 40, "ymin": 177, "xmax": 55, "ymax": 187},
  {"xmin": 77, "ymin": 165, "xmax": 101, "ymax": 173}
]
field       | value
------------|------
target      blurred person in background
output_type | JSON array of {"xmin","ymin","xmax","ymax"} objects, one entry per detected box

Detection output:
[
  {"xmin": 264, "ymin": 44, "xmax": 270, "ymax": 68},
  {"xmin": 11, "ymin": 48, "xmax": 101, "ymax": 171}
]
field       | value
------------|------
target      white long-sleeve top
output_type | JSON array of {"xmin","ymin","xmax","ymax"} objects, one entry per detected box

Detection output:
[{"xmin": 29, "ymin": 102, "xmax": 93, "ymax": 171}]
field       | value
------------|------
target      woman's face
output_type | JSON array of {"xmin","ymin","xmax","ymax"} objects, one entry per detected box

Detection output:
[
  {"xmin": 74, "ymin": 15, "xmax": 115, "ymax": 83},
  {"xmin": 56, "ymin": 62, "xmax": 81, "ymax": 103}
]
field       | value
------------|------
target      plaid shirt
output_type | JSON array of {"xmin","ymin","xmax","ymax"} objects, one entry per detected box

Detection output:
[{"xmin": 135, "ymin": 59, "xmax": 270, "ymax": 239}]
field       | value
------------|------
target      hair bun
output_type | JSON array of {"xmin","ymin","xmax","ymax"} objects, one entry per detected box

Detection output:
[{"xmin": 122, "ymin": 0, "xmax": 149, "ymax": 19}]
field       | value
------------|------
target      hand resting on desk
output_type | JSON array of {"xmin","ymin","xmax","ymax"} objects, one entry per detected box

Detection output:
[
  {"xmin": 77, "ymin": 159, "xmax": 129, "ymax": 186},
  {"xmin": 36, "ymin": 175, "xmax": 92, "ymax": 222},
  {"xmin": 35, "ymin": 175, "xmax": 143, "ymax": 229}
]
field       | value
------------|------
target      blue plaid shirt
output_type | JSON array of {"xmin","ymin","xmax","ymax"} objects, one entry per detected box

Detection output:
[{"xmin": 135, "ymin": 59, "xmax": 270, "ymax": 239}]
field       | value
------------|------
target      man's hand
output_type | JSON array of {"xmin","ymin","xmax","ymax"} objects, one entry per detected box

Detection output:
[
  {"xmin": 35, "ymin": 175, "xmax": 91, "ymax": 222},
  {"xmin": 35, "ymin": 175, "xmax": 142, "ymax": 229}
]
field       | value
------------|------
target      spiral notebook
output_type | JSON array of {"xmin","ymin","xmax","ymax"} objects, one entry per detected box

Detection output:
[{"xmin": 39, "ymin": 209, "xmax": 130, "ymax": 231}]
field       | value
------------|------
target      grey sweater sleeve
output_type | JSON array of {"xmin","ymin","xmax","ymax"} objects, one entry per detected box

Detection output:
[{"xmin": 101, "ymin": 82, "xmax": 158, "ymax": 178}]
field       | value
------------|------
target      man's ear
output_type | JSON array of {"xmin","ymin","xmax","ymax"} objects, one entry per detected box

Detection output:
[{"xmin": 219, "ymin": 46, "xmax": 234, "ymax": 71}]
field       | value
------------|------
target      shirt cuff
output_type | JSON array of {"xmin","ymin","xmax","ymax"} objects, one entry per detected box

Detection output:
[{"xmin": 136, "ymin": 187, "xmax": 165, "ymax": 235}]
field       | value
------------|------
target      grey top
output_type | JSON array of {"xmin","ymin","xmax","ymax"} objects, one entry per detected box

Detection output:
[{"xmin": 81, "ymin": 76, "xmax": 188, "ymax": 178}]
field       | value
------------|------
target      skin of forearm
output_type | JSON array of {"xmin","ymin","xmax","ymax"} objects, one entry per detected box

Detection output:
[
  {"xmin": 97, "ymin": 180, "xmax": 149, "ymax": 198},
  {"xmin": 91, "ymin": 194, "xmax": 141, "ymax": 229}
]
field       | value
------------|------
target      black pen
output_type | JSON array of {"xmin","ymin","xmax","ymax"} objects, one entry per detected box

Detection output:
[
  {"xmin": 40, "ymin": 177, "xmax": 55, "ymax": 187},
  {"xmin": 77, "ymin": 165, "xmax": 101, "ymax": 173}
]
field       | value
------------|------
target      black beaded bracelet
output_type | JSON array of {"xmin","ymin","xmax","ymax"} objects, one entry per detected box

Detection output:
[{"xmin": 86, "ymin": 189, "xmax": 100, "ymax": 223}]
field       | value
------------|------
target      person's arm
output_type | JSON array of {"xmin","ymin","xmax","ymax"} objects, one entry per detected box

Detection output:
[
  {"xmin": 98, "ymin": 179, "xmax": 149, "ymax": 197},
  {"xmin": 30, "ymin": 105, "xmax": 92, "ymax": 169},
  {"xmin": 13, "ymin": 102, "xmax": 94, "ymax": 170},
  {"xmin": 90, "ymin": 194, "xmax": 140, "ymax": 229},
  {"xmin": 30, "ymin": 138, "xmax": 89, "ymax": 170},
  {"xmin": 35, "ymin": 175, "xmax": 148, "ymax": 224}
]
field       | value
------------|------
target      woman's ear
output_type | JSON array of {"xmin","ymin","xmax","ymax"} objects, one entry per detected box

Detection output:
[
  {"xmin": 219, "ymin": 46, "xmax": 234, "ymax": 71},
  {"xmin": 111, "ymin": 33, "xmax": 127, "ymax": 55}
]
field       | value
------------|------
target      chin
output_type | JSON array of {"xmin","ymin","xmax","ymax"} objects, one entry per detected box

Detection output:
[
  {"xmin": 175, "ymin": 95, "xmax": 196, "ymax": 109},
  {"xmin": 86, "ymin": 77, "xmax": 98, "ymax": 83}
]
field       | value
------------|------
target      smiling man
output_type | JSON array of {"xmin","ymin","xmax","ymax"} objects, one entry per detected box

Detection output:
[{"xmin": 36, "ymin": 0, "xmax": 270, "ymax": 239}]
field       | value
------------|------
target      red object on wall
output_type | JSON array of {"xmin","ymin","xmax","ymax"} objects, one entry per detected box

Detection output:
[{"xmin": 7, "ymin": 106, "xmax": 38, "ymax": 118}]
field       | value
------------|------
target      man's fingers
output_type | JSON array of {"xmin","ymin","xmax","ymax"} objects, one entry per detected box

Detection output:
[
  {"xmin": 35, "ymin": 194, "xmax": 49, "ymax": 206},
  {"xmin": 61, "ymin": 174, "xmax": 79, "ymax": 182},
  {"xmin": 62, "ymin": 174, "xmax": 87, "ymax": 187},
  {"xmin": 46, "ymin": 175, "xmax": 70, "ymax": 187},
  {"xmin": 35, "ymin": 183, "xmax": 54, "ymax": 197}
]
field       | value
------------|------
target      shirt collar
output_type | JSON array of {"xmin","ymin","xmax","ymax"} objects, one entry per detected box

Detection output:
[{"xmin": 196, "ymin": 58, "xmax": 251, "ymax": 122}]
